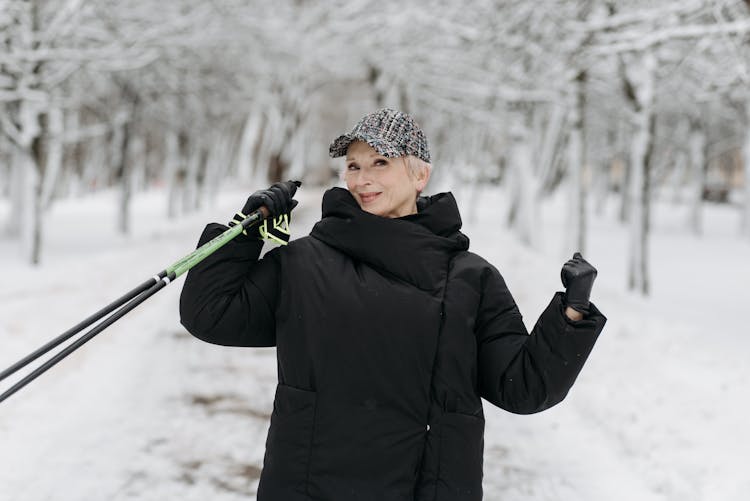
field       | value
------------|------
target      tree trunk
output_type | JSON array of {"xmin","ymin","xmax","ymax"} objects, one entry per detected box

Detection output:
[
  {"xmin": 115, "ymin": 83, "xmax": 141, "ymax": 234},
  {"xmin": 183, "ymin": 142, "xmax": 199, "ymax": 212},
  {"xmin": 17, "ymin": 152, "xmax": 41, "ymax": 264},
  {"xmin": 83, "ymin": 125, "xmax": 110, "ymax": 191},
  {"xmin": 743, "ymin": 107, "xmax": 750, "ymax": 238},
  {"xmin": 196, "ymin": 147, "xmax": 209, "ymax": 209},
  {"xmin": 14, "ymin": 95, "xmax": 45, "ymax": 265},
  {"xmin": 77, "ymin": 135, "xmax": 104, "ymax": 197},
  {"xmin": 287, "ymin": 122, "xmax": 307, "ymax": 182},
  {"xmin": 117, "ymin": 119, "xmax": 132, "ymax": 235},
  {"xmin": 506, "ymin": 120, "xmax": 537, "ymax": 247},
  {"xmin": 0, "ymin": 136, "xmax": 9, "ymax": 197},
  {"xmin": 461, "ymin": 128, "xmax": 483, "ymax": 224},
  {"xmin": 236, "ymin": 111, "xmax": 263, "ymax": 183},
  {"xmin": 29, "ymin": 148, "xmax": 43, "ymax": 266},
  {"xmin": 6, "ymin": 150, "xmax": 27, "ymax": 238},
  {"xmin": 567, "ymin": 71, "xmax": 587, "ymax": 254},
  {"xmin": 250, "ymin": 114, "xmax": 269, "ymax": 187},
  {"xmin": 670, "ymin": 150, "xmax": 688, "ymax": 204},
  {"xmin": 590, "ymin": 127, "xmax": 610, "ymax": 217},
  {"xmin": 15, "ymin": 143, "xmax": 43, "ymax": 266},
  {"xmin": 255, "ymin": 106, "xmax": 284, "ymax": 184},
  {"xmin": 535, "ymin": 103, "xmax": 566, "ymax": 194},
  {"xmin": 688, "ymin": 119, "xmax": 706, "ymax": 235},
  {"xmin": 201, "ymin": 127, "xmax": 232, "ymax": 209},
  {"xmin": 164, "ymin": 129, "xmax": 181, "ymax": 219},
  {"xmin": 617, "ymin": 123, "xmax": 631, "ymax": 223},
  {"xmin": 668, "ymin": 118, "xmax": 690, "ymax": 204},
  {"xmin": 130, "ymin": 132, "xmax": 146, "ymax": 191},
  {"xmin": 40, "ymin": 104, "xmax": 64, "ymax": 209},
  {"xmin": 627, "ymin": 122, "xmax": 646, "ymax": 294},
  {"xmin": 625, "ymin": 53, "xmax": 656, "ymax": 296},
  {"xmin": 619, "ymin": 170, "xmax": 631, "ymax": 225},
  {"xmin": 368, "ymin": 64, "xmax": 385, "ymax": 107}
]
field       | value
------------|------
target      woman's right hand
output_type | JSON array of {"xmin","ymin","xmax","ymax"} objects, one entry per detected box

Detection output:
[{"xmin": 242, "ymin": 180, "xmax": 301, "ymax": 218}]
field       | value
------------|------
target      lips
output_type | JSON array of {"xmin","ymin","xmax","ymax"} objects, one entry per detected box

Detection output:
[{"xmin": 359, "ymin": 192, "xmax": 381, "ymax": 204}]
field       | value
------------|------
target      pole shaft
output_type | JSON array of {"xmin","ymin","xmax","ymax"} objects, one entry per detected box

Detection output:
[
  {"xmin": 0, "ymin": 209, "xmax": 266, "ymax": 403},
  {"xmin": 0, "ymin": 276, "xmax": 161, "ymax": 383},
  {"xmin": 0, "ymin": 280, "xmax": 167, "ymax": 404}
]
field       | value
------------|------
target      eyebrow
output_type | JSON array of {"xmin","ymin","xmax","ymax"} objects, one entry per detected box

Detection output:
[{"xmin": 346, "ymin": 154, "xmax": 385, "ymax": 161}]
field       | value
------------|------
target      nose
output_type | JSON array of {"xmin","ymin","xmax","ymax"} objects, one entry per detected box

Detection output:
[{"xmin": 355, "ymin": 167, "xmax": 373, "ymax": 186}]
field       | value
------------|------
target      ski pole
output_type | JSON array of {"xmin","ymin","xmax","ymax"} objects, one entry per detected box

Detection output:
[
  {"xmin": 0, "ymin": 206, "xmax": 270, "ymax": 404},
  {"xmin": 0, "ymin": 279, "xmax": 170, "ymax": 404},
  {"xmin": 0, "ymin": 276, "xmax": 163, "ymax": 384}
]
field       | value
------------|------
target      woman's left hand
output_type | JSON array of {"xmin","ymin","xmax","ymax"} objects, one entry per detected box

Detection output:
[{"xmin": 561, "ymin": 252, "xmax": 597, "ymax": 315}]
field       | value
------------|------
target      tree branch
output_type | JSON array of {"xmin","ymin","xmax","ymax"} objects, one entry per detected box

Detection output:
[{"xmin": 589, "ymin": 19, "xmax": 750, "ymax": 55}]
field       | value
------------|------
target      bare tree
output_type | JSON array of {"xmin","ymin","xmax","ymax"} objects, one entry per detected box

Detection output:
[
  {"xmin": 2, "ymin": 0, "xmax": 750, "ymax": 284},
  {"xmin": 622, "ymin": 51, "xmax": 657, "ymax": 295}
]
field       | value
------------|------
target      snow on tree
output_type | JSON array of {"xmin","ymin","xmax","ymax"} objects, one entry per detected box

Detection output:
[{"xmin": 1, "ymin": 0, "xmax": 749, "ymax": 292}]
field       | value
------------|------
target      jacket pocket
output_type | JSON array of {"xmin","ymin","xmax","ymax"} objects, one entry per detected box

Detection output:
[
  {"xmin": 257, "ymin": 384, "xmax": 317, "ymax": 499},
  {"xmin": 437, "ymin": 411, "xmax": 484, "ymax": 500}
]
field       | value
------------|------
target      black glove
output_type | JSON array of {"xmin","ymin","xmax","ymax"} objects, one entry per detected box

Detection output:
[
  {"xmin": 229, "ymin": 180, "xmax": 300, "ymax": 238},
  {"xmin": 561, "ymin": 252, "xmax": 597, "ymax": 314},
  {"xmin": 242, "ymin": 180, "xmax": 300, "ymax": 218}
]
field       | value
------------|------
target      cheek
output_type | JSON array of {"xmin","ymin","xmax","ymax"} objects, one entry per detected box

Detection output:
[
  {"xmin": 382, "ymin": 168, "xmax": 404, "ymax": 189},
  {"xmin": 345, "ymin": 171, "xmax": 360, "ymax": 191}
]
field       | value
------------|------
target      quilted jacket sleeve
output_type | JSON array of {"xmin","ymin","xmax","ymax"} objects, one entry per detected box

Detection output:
[
  {"xmin": 475, "ymin": 265, "xmax": 606, "ymax": 414},
  {"xmin": 179, "ymin": 223, "xmax": 280, "ymax": 347}
]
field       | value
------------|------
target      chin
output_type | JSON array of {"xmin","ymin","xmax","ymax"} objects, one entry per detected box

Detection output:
[
  {"xmin": 358, "ymin": 203, "xmax": 389, "ymax": 218},
  {"xmin": 363, "ymin": 206, "xmax": 386, "ymax": 217}
]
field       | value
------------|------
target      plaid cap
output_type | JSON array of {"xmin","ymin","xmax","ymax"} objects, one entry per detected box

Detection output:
[{"xmin": 329, "ymin": 108, "xmax": 431, "ymax": 163}]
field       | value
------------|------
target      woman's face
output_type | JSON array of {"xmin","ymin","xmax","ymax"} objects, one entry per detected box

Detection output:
[{"xmin": 344, "ymin": 141, "xmax": 428, "ymax": 218}]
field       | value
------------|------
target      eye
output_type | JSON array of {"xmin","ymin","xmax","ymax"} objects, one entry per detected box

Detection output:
[
  {"xmin": 374, "ymin": 158, "xmax": 388, "ymax": 166},
  {"xmin": 346, "ymin": 163, "xmax": 359, "ymax": 171}
]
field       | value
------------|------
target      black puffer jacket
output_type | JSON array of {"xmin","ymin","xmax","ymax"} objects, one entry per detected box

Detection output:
[{"xmin": 179, "ymin": 187, "xmax": 606, "ymax": 501}]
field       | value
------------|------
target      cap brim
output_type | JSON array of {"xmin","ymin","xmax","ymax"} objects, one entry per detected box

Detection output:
[{"xmin": 328, "ymin": 133, "xmax": 403, "ymax": 159}]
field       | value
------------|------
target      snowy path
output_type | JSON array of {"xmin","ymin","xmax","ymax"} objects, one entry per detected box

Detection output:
[{"xmin": 1, "ymin": 184, "xmax": 748, "ymax": 500}]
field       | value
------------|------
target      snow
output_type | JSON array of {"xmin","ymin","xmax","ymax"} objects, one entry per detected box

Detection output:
[{"xmin": 1, "ymin": 182, "xmax": 749, "ymax": 500}]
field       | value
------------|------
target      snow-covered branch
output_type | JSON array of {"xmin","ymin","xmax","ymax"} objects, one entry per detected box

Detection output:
[
  {"xmin": 572, "ymin": 0, "xmax": 707, "ymax": 33},
  {"xmin": 589, "ymin": 19, "xmax": 750, "ymax": 55}
]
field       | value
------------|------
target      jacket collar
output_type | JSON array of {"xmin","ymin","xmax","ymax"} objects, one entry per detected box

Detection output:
[{"xmin": 310, "ymin": 187, "xmax": 469, "ymax": 292}]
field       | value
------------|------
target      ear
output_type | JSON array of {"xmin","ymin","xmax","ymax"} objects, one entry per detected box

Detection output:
[{"xmin": 414, "ymin": 164, "xmax": 431, "ymax": 193}]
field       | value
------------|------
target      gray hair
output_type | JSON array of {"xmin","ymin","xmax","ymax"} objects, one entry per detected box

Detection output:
[{"xmin": 340, "ymin": 154, "xmax": 432, "ymax": 187}]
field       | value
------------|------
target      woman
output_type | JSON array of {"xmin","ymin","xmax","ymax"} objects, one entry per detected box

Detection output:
[{"xmin": 179, "ymin": 108, "xmax": 606, "ymax": 501}]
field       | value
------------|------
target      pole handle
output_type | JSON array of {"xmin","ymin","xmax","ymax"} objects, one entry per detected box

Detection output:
[{"xmin": 166, "ymin": 209, "xmax": 266, "ymax": 279}]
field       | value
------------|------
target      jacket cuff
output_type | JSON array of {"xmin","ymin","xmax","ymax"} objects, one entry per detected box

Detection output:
[{"xmin": 555, "ymin": 291, "xmax": 606, "ymax": 327}]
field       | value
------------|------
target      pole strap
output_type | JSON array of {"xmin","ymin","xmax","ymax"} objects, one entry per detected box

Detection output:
[{"xmin": 259, "ymin": 214, "xmax": 291, "ymax": 245}]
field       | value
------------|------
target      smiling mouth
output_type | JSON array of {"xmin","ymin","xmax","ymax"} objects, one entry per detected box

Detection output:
[{"xmin": 359, "ymin": 192, "xmax": 381, "ymax": 204}]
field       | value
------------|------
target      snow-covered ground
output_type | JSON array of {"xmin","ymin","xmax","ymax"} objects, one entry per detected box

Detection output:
[{"xmin": 1, "ymin": 182, "xmax": 748, "ymax": 501}]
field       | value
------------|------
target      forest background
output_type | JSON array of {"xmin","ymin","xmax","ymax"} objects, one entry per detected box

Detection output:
[
  {"xmin": 1, "ymin": 1, "xmax": 750, "ymax": 500},
  {"xmin": 1, "ymin": 0, "xmax": 749, "ymax": 289}
]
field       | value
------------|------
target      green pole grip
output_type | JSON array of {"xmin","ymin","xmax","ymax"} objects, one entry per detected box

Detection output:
[{"xmin": 166, "ymin": 212, "xmax": 262, "ymax": 278}]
